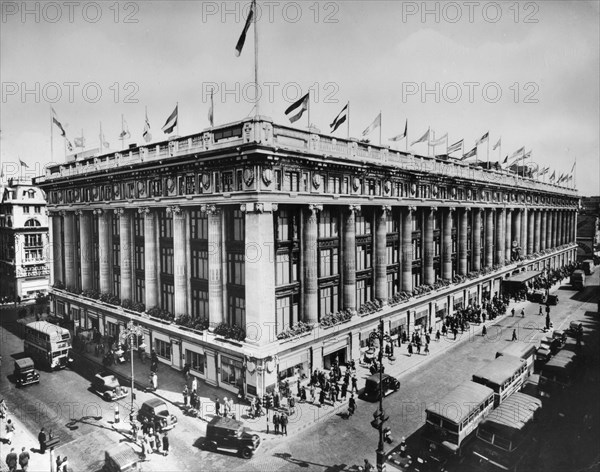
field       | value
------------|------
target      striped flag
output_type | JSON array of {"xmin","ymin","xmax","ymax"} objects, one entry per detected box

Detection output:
[
  {"xmin": 447, "ymin": 139, "xmax": 463, "ymax": 155},
  {"xmin": 539, "ymin": 166, "xmax": 550, "ymax": 176},
  {"xmin": 390, "ymin": 119, "xmax": 408, "ymax": 142},
  {"xmin": 208, "ymin": 90, "xmax": 214, "ymax": 127},
  {"xmin": 74, "ymin": 137, "xmax": 85, "ymax": 148},
  {"xmin": 285, "ymin": 93, "xmax": 309, "ymax": 123},
  {"xmin": 51, "ymin": 107, "xmax": 67, "ymax": 137},
  {"xmin": 162, "ymin": 105, "xmax": 178, "ymax": 134},
  {"xmin": 330, "ymin": 102, "xmax": 348, "ymax": 133},
  {"xmin": 501, "ymin": 155, "xmax": 508, "ymax": 165},
  {"xmin": 461, "ymin": 147, "xmax": 477, "ymax": 160},
  {"xmin": 143, "ymin": 109, "xmax": 152, "ymax": 142},
  {"xmin": 475, "ymin": 131, "xmax": 489, "ymax": 146},
  {"xmin": 492, "ymin": 138, "xmax": 501, "ymax": 150},
  {"xmin": 429, "ymin": 133, "xmax": 447, "ymax": 147},
  {"xmin": 362, "ymin": 113, "xmax": 381, "ymax": 137},
  {"xmin": 508, "ymin": 146, "xmax": 525, "ymax": 163},
  {"xmin": 569, "ymin": 161, "xmax": 576, "ymax": 173},
  {"xmin": 549, "ymin": 171, "xmax": 556, "ymax": 181},
  {"xmin": 19, "ymin": 159, "xmax": 29, "ymax": 169},
  {"xmin": 235, "ymin": 1, "xmax": 254, "ymax": 57},
  {"xmin": 119, "ymin": 118, "xmax": 131, "ymax": 139},
  {"xmin": 411, "ymin": 128, "xmax": 429, "ymax": 146}
]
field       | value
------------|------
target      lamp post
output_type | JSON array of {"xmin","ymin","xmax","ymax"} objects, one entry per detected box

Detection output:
[
  {"xmin": 119, "ymin": 319, "xmax": 144, "ymax": 422},
  {"xmin": 369, "ymin": 318, "xmax": 393, "ymax": 472}
]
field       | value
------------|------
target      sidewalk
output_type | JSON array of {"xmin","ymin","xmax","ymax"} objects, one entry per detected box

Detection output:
[{"xmin": 74, "ymin": 282, "xmax": 563, "ymax": 444}]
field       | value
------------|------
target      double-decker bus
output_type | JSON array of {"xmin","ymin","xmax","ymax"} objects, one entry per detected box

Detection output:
[
  {"xmin": 472, "ymin": 355, "xmax": 528, "ymax": 407},
  {"xmin": 468, "ymin": 392, "xmax": 542, "ymax": 471},
  {"xmin": 24, "ymin": 321, "xmax": 72, "ymax": 370},
  {"xmin": 495, "ymin": 342, "xmax": 537, "ymax": 377},
  {"xmin": 423, "ymin": 381, "xmax": 495, "ymax": 460},
  {"xmin": 538, "ymin": 349, "xmax": 579, "ymax": 400}
]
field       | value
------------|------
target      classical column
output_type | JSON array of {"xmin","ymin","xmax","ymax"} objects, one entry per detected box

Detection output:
[
  {"xmin": 169, "ymin": 206, "xmax": 188, "ymax": 316},
  {"xmin": 458, "ymin": 208, "xmax": 468, "ymax": 276},
  {"xmin": 442, "ymin": 208, "xmax": 453, "ymax": 280},
  {"xmin": 513, "ymin": 208, "xmax": 521, "ymax": 252},
  {"xmin": 472, "ymin": 208, "xmax": 481, "ymax": 272},
  {"xmin": 505, "ymin": 208, "xmax": 512, "ymax": 262},
  {"xmin": 78, "ymin": 210, "xmax": 93, "ymax": 291},
  {"xmin": 303, "ymin": 204, "xmax": 321, "ymax": 324},
  {"xmin": 496, "ymin": 208, "xmax": 505, "ymax": 266},
  {"xmin": 401, "ymin": 207, "xmax": 414, "ymax": 292},
  {"xmin": 116, "ymin": 208, "xmax": 133, "ymax": 301},
  {"xmin": 51, "ymin": 212, "xmax": 64, "ymax": 286},
  {"xmin": 534, "ymin": 209, "xmax": 541, "ymax": 253},
  {"xmin": 375, "ymin": 206, "xmax": 389, "ymax": 302},
  {"xmin": 561, "ymin": 211, "xmax": 566, "ymax": 245},
  {"xmin": 424, "ymin": 207, "xmax": 436, "ymax": 285},
  {"xmin": 548, "ymin": 210, "xmax": 555, "ymax": 249},
  {"xmin": 541, "ymin": 209, "xmax": 547, "ymax": 251},
  {"xmin": 343, "ymin": 205, "xmax": 359, "ymax": 312},
  {"xmin": 556, "ymin": 210, "xmax": 563, "ymax": 246},
  {"xmin": 96, "ymin": 210, "xmax": 111, "ymax": 293},
  {"xmin": 527, "ymin": 208, "xmax": 535, "ymax": 255},
  {"xmin": 485, "ymin": 208, "xmax": 494, "ymax": 268},
  {"xmin": 520, "ymin": 208, "xmax": 528, "ymax": 256},
  {"xmin": 63, "ymin": 211, "xmax": 76, "ymax": 289},
  {"xmin": 206, "ymin": 205, "xmax": 224, "ymax": 326},
  {"xmin": 140, "ymin": 208, "xmax": 158, "ymax": 309},
  {"xmin": 573, "ymin": 210, "xmax": 578, "ymax": 243},
  {"xmin": 244, "ymin": 203, "xmax": 276, "ymax": 345}
]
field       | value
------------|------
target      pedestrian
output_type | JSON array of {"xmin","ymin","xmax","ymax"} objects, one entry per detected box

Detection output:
[
  {"xmin": 5, "ymin": 447, "xmax": 17, "ymax": 472},
  {"xmin": 521, "ymin": 308, "xmax": 525, "ymax": 318},
  {"xmin": 223, "ymin": 397, "xmax": 230, "ymax": 417},
  {"xmin": 300, "ymin": 386, "xmax": 307, "ymax": 402},
  {"xmin": 407, "ymin": 343, "xmax": 413, "ymax": 356},
  {"xmin": 424, "ymin": 342, "xmax": 429, "ymax": 355},
  {"xmin": 351, "ymin": 375, "xmax": 358, "ymax": 393},
  {"xmin": 425, "ymin": 333, "xmax": 431, "ymax": 345},
  {"xmin": 60, "ymin": 456, "xmax": 69, "ymax": 472},
  {"xmin": 512, "ymin": 329, "xmax": 517, "ymax": 341},
  {"xmin": 154, "ymin": 430, "xmax": 163, "ymax": 454},
  {"xmin": 4, "ymin": 419, "xmax": 15, "ymax": 445},
  {"xmin": 349, "ymin": 394, "xmax": 356, "ymax": 416},
  {"xmin": 482, "ymin": 325, "xmax": 487, "ymax": 337},
  {"xmin": 266, "ymin": 413, "xmax": 270, "ymax": 434},
  {"xmin": 546, "ymin": 314, "xmax": 551, "ymax": 331},
  {"xmin": 511, "ymin": 308, "xmax": 515, "ymax": 317},
  {"xmin": 289, "ymin": 395, "xmax": 296, "ymax": 414},
  {"xmin": 162, "ymin": 431, "xmax": 170, "ymax": 456},
  {"xmin": 310, "ymin": 384, "xmax": 316, "ymax": 403},
  {"xmin": 55, "ymin": 456, "xmax": 63, "ymax": 472},
  {"xmin": 18, "ymin": 447, "xmax": 30, "ymax": 472},
  {"xmin": 215, "ymin": 398, "xmax": 221, "ymax": 417},
  {"xmin": 280, "ymin": 412, "xmax": 288, "ymax": 436},
  {"xmin": 341, "ymin": 382, "xmax": 348, "ymax": 400},
  {"xmin": 0, "ymin": 399, "xmax": 7, "ymax": 419},
  {"xmin": 182, "ymin": 385, "xmax": 189, "ymax": 408},
  {"xmin": 416, "ymin": 342, "xmax": 422, "ymax": 355},
  {"xmin": 539, "ymin": 306, "xmax": 543, "ymax": 316},
  {"xmin": 191, "ymin": 376, "xmax": 198, "ymax": 394},
  {"xmin": 297, "ymin": 378, "xmax": 301, "ymax": 397},
  {"xmin": 273, "ymin": 412, "xmax": 280, "ymax": 434},
  {"xmin": 436, "ymin": 330, "xmax": 441, "ymax": 342},
  {"xmin": 318, "ymin": 388, "xmax": 326, "ymax": 407}
]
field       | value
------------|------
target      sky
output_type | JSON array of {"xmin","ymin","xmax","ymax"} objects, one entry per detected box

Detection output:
[{"xmin": 1, "ymin": 0, "xmax": 599, "ymax": 195}]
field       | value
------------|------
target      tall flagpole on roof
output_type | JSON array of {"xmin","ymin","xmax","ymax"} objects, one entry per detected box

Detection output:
[
  {"xmin": 50, "ymin": 106, "xmax": 54, "ymax": 163},
  {"xmin": 347, "ymin": 101, "xmax": 350, "ymax": 139},
  {"xmin": 253, "ymin": 0, "xmax": 260, "ymax": 118}
]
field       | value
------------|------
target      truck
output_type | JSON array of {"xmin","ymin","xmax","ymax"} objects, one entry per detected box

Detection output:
[
  {"xmin": 570, "ymin": 270, "xmax": 585, "ymax": 290},
  {"xmin": 582, "ymin": 259, "xmax": 595, "ymax": 275}
]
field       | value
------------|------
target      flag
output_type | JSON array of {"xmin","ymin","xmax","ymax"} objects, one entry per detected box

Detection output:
[
  {"xmin": 99, "ymin": 123, "xmax": 110, "ymax": 149},
  {"xmin": 51, "ymin": 107, "xmax": 66, "ymax": 137},
  {"xmin": 389, "ymin": 119, "xmax": 408, "ymax": 142},
  {"xmin": 539, "ymin": 166, "xmax": 549, "ymax": 176},
  {"xmin": 362, "ymin": 113, "xmax": 381, "ymax": 137},
  {"xmin": 461, "ymin": 147, "xmax": 477, "ymax": 160},
  {"xmin": 235, "ymin": 1, "xmax": 254, "ymax": 57},
  {"xmin": 447, "ymin": 139, "xmax": 463, "ymax": 154},
  {"xmin": 411, "ymin": 128, "xmax": 429, "ymax": 146},
  {"xmin": 492, "ymin": 138, "xmax": 501, "ymax": 150},
  {"xmin": 208, "ymin": 90, "xmax": 214, "ymax": 127},
  {"xmin": 508, "ymin": 146, "xmax": 525, "ymax": 162},
  {"xmin": 475, "ymin": 131, "xmax": 489, "ymax": 146},
  {"xmin": 285, "ymin": 93, "xmax": 310, "ymax": 123},
  {"xmin": 569, "ymin": 161, "xmax": 576, "ymax": 173},
  {"xmin": 162, "ymin": 105, "xmax": 178, "ymax": 134},
  {"xmin": 143, "ymin": 110, "xmax": 152, "ymax": 142},
  {"xmin": 567, "ymin": 175, "xmax": 573, "ymax": 182},
  {"xmin": 522, "ymin": 150, "xmax": 532, "ymax": 160},
  {"xmin": 502, "ymin": 155, "xmax": 508, "ymax": 165},
  {"xmin": 330, "ymin": 103, "xmax": 348, "ymax": 133},
  {"xmin": 67, "ymin": 140, "xmax": 74, "ymax": 152},
  {"xmin": 549, "ymin": 171, "xmax": 556, "ymax": 181},
  {"xmin": 119, "ymin": 118, "xmax": 131, "ymax": 139},
  {"xmin": 74, "ymin": 137, "xmax": 85, "ymax": 148},
  {"xmin": 429, "ymin": 133, "xmax": 447, "ymax": 147},
  {"xmin": 19, "ymin": 159, "xmax": 29, "ymax": 169}
]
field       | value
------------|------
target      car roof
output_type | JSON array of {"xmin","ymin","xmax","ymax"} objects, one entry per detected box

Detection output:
[
  {"xmin": 142, "ymin": 397, "xmax": 167, "ymax": 408},
  {"xmin": 15, "ymin": 357, "xmax": 35, "ymax": 369},
  {"xmin": 95, "ymin": 373, "xmax": 120, "ymax": 387},
  {"xmin": 366, "ymin": 373, "xmax": 393, "ymax": 383},
  {"xmin": 208, "ymin": 416, "xmax": 243, "ymax": 430}
]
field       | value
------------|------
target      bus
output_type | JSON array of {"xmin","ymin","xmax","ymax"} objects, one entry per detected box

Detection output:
[
  {"xmin": 472, "ymin": 355, "xmax": 528, "ymax": 407},
  {"xmin": 24, "ymin": 321, "xmax": 72, "ymax": 370},
  {"xmin": 538, "ymin": 350, "xmax": 579, "ymax": 399},
  {"xmin": 495, "ymin": 343, "xmax": 537, "ymax": 377},
  {"xmin": 468, "ymin": 392, "xmax": 542, "ymax": 471},
  {"xmin": 423, "ymin": 381, "xmax": 495, "ymax": 459},
  {"xmin": 582, "ymin": 259, "xmax": 595, "ymax": 275}
]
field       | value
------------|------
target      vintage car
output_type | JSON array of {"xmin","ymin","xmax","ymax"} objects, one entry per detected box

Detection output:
[
  {"xmin": 137, "ymin": 398, "xmax": 177, "ymax": 431},
  {"xmin": 360, "ymin": 373, "xmax": 401, "ymax": 401},
  {"xmin": 92, "ymin": 372, "xmax": 129, "ymax": 401},
  {"xmin": 201, "ymin": 416, "xmax": 261, "ymax": 459},
  {"xmin": 546, "ymin": 294, "xmax": 559, "ymax": 305},
  {"xmin": 103, "ymin": 444, "xmax": 140, "ymax": 472},
  {"xmin": 568, "ymin": 321, "xmax": 583, "ymax": 337},
  {"xmin": 14, "ymin": 357, "xmax": 40, "ymax": 387},
  {"xmin": 528, "ymin": 289, "xmax": 547, "ymax": 304}
]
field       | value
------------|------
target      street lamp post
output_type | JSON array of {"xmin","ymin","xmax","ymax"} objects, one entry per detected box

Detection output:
[
  {"xmin": 119, "ymin": 319, "xmax": 144, "ymax": 422},
  {"xmin": 369, "ymin": 318, "xmax": 393, "ymax": 472}
]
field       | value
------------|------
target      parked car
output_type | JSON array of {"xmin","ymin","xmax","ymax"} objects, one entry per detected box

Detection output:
[
  {"xmin": 546, "ymin": 294, "xmax": 559, "ymax": 305},
  {"xmin": 14, "ymin": 357, "xmax": 40, "ymax": 387},
  {"xmin": 528, "ymin": 289, "xmax": 547, "ymax": 304},
  {"xmin": 103, "ymin": 444, "xmax": 140, "ymax": 472},
  {"xmin": 201, "ymin": 416, "xmax": 261, "ymax": 459},
  {"xmin": 92, "ymin": 372, "xmax": 129, "ymax": 401},
  {"xmin": 552, "ymin": 330, "xmax": 567, "ymax": 348},
  {"xmin": 137, "ymin": 398, "xmax": 177, "ymax": 431},
  {"xmin": 568, "ymin": 321, "xmax": 583, "ymax": 337},
  {"xmin": 360, "ymin": 373, "xmax": 401, "ymax": 401}
]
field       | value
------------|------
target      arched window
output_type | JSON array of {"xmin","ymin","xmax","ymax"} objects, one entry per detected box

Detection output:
[{"xmin": 24, "ymin": 218, "xmax": 41, "ymax": 227}]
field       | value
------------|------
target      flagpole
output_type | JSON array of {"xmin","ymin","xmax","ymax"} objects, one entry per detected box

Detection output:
[
  {"xmin": 486, "ymin": 137, "xmax": 490, "ymax": 164},
  {"xmin": 176, "ymin": 102, "xmax": 180, "ymax": 136},
  {"xmin": 50, "ymin": 106, "xmax": 54, "ymax": 163},
  {"xmin": 427, "ymin": 127, "xmax": 431, "ymax": 157},
  {"xmin": 379, "ymin": 111, "xmax": 382, "ymax": 146},
  {"xmin": 347, "ymin": 101, "xmax": 350, "ymax": 140},
  {"xmin": 253, "ymin": 0, "xmax": 259, "ymax": 118},
  {"xmin": 307, "ymin": 91, "xmax": 311, "ymax": 129},
  {"xmin": 405, "ymin": 120, "xmax": 408, "ymax": 153}
]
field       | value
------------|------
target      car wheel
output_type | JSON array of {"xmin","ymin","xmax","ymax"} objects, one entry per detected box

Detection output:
[
  {"xmin": 241, "ymin": 447, "xmax": 253, "ymax": 459},
  {"xmin": 104, "ymin": 392, "xmax": 112, "ymax": 402}
]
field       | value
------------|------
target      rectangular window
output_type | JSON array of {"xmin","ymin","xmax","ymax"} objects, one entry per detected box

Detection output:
[
  {"xmin": 356, "ymin": 279, "xmax": 372, "ymax": 305},
  {"xmin": 356, "ymin": 213, "xmax": 372, "ymax": 235},
  {"xmin": 161, "ymin": 282, "xmax": 174, "ymax": 314},
  {"xmin": 135, "ymin": 245, "xmax": 145, "ymax": 271},
  {"xmin": 387, "ymin": 273, "xmax": 399, "ymax": 298},
  {"xmin": 227, "ymin": 253, "xmax": 245, "ymax": 285},
  {"xmin": 191, "ymin": 249, "xmax": 209, "ymax": 279},
  {"xmin": 159, "ymin": 211, "xmax": 173, "ymax": 238},
  {"xmin": 319, "ymin": 209, "xmax": 339, "ymax": 238},
  {"xmin": 319, "ymin": 247, "xmax": 339, "ymax": 277},
  {"xmin": 135, "ymin": 277, "xmax": 145, "ymax": 304},
  {"xmin": 319, "ymin": 285, "xmax": 339, "ymax": 317},
  {"xmin": 276, "ymin": 253, "xmax": 291, "ymax": 286},
  {"xmin": 190, "ymin": 210, "xmax": 208, "ymax": 240},
  {"xmin": 231, "ymin": 210, "xmax": 244, "ymax": 241},
  {"xmin": 228, "ymin": 296, "xmax": 245, "ymax": 327},
  {"xmin": 113, "ymin": 272, "xmax": 121, "ymax": 298},
  {"xmin": 387, "ymin": 244, "xmax": 398, "ymax": 264},
  {"xmin": 191, "ymin": 288, "xmax": 209, "ymax": 319},
  {"xmin": 23, "ymin": 205, "xmax": 30, "ymax": 213},
  {"xmin": 185, "ymin": 350, "xmax": 205, "ymax": 375},
  {"xmin": 222, "ymin": 172, "xmax": 234, "ymax": 192},
  {"xmin": 161, "ymin": 247, "xmax": 174, "ymax": 275},
  {"xmin": 221, "ymin": 356, "xmax": 243, "ymax": 387},
  {"xmin": 155, "ymin": 338, "xmax": 171, "ymax": 360},
  {"xmin": 276, "ymin": 295, "xmax": 298, "ymax": 332},
  {"xmin": 34, "ymin": 205, "xmax": 41, "ymax": 214},
  {"xmin": 356, "ymin": 245, "xmax": 372, "ymax": 271},
  {"xmin": 134, "ymin": 213, "xmax": 145, "ymax": 237},
  {"xmin": 277, "ymin": 210, "xmax": 290, "ymax": 241}
]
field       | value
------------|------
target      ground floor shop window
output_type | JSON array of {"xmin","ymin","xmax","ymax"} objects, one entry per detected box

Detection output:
[
  {"xmin": 221, "ymin": 356, "xmax": 243, "ymax": 387},
  {"xmin": 106, "ymin": 321, "xmax": 119, "ymax": 339},
  {"xmin": 453, "ymin": 298, "xmax": 464, "ymax": 312},
  {"xmin": 323, "ymin": 348, "xmax": 346, "ymax": 370},
  {"xmin": 155, "ymin": 338, "xmax": 171, "ymax": 361},
  {"xmin": 185, "ymin": 350, "xmax": 205, "ymax": 375},
  {"xmin": 278, "ymin": 360, "xmax": 309, "ymax": 382}
]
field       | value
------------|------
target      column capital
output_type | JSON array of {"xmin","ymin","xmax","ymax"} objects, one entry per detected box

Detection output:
[
  {"xmin": 380, "ymin": 205, "xmax": 392, "ymax": 214},
  {"xmin": 166, "ymin": 205, "xmax": 183, "ymax": 217},
  {"xmin": 138, "ymin": 207, "xmax": 152, "ymax": 216},
  {"xmin": 348, "ymin": 204, "xmax": 361, "ymax": 213},
  {"xmin": 113, "ymin": 208, "xmax": 125, "ymax": 216},
  {"xmin": 241, "ymin": 202, "xmax": 278, "ymax": 214},
  {"xmin": 406, "ymin": 205, "xmax": 417, "ymax": 213},
  {"xmin": 74, "ymin": 209, "xmax": 85, "ymax": 216},
  {"xmin": 429, "ymin": 206, "xmax": 438, "ymax": 213},
  {"xmin": 447, "ymin": 207, "xmax": 456, "ymax": 213},
  {"xmin": 308, "ymin": 204, "xmax": 323, "ymax": 214},
  {"xmin": 46, "ymin": 209, "xmax": 57, "ymax": 217},
  {"xmin": 93, "ymin": 208, "xmax": 104, "ymax": 216},
  {"xmin": 59, "ymin": 210, "xmax": 69, "ymax": 217},
  {"xmin": 200, "ymin": 204, "xmax": 218, "ymax": 215},
  {"xmin": 464, "ymin": 207, "xmax": 471, "ymax": 213}
]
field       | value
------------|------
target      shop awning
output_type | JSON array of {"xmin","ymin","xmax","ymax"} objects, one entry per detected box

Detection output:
[{"xmin": 504, "ymin": 270, "xmax": 542, "ymax": 284}]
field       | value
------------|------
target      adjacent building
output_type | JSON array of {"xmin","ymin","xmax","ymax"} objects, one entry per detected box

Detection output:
[
  {"xmin": 35, "ymin": 117, "xmax": 579, "ymax": 398},
  {"xmin": 576, "ymin": 196, "xmax": 600, "ymax": 260},
  {"xmin": 0, "ymin": 177, "xmax": 50, "ymax": 302}
]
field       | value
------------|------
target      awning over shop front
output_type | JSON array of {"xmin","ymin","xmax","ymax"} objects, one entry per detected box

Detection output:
[
  {"xmin": 504, "ymin": 270, "xmax": 542, "ymax": 284},
  {"xmin": 279, "ymin": 351, "xmax": 310, "ymax": 371}
]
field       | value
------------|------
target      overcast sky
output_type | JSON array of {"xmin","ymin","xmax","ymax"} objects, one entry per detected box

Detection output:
[{"xmin": 1, "ymin": 0, "xmax": 598, "ymax": 195}]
